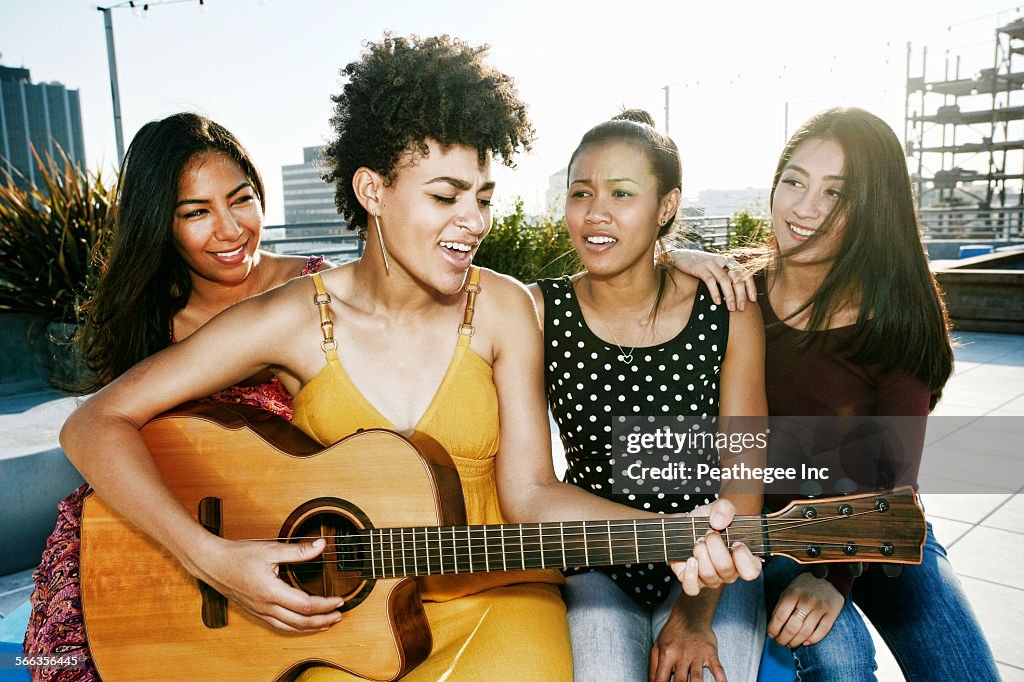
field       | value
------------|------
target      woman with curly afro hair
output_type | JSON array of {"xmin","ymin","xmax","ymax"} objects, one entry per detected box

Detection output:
[{"xmin": 60, "ymin": 35, "xmax": 757, "ymax": 680}]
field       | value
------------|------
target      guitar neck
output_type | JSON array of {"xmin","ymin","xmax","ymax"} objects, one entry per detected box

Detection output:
[{"xmin": 350, "ymin": 516, "xmax": 768, "ymax": 579}]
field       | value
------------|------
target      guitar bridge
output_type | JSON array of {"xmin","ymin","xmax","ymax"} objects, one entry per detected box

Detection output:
[{"xmin": 198, "ymin": 497, "xmax": 228, "ymax": 629}]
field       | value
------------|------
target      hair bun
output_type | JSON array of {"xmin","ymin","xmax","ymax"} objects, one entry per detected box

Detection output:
[{"xmin": 612, "ymin": 108, "xmax": 656, "ymax": 127}]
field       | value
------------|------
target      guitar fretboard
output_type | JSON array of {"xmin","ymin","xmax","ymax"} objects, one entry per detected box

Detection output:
[{"xmin": 341, "ymin": 517, "xmax": 770, "ymax": 579}]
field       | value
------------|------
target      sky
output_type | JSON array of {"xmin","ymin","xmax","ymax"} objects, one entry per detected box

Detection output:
[{"xmin": 2, "ymin": 0, "xmax": 1022, "ymax": 224}]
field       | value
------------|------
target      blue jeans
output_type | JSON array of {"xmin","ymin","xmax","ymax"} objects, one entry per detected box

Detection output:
[
  {"xmin": 563, "ymin": 570, "xmax": 765, "ymax": 681},
  {"xmin": 763, "ymin": 524, "xmax": 998, "ymax": 681}
]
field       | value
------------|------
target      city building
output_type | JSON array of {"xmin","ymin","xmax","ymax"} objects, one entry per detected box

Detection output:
[
  {"xmin": 696, "ymin": 187, "xmax": 769, "ymax": 217},
  {"xmin": 546, "ymin": 166, "xmax": 568, "ymax": 209},
  {"xmin": 281, "ymin": 145, "xmax": 338, "ymax": 224},
  {"xmin": 0, "ymin": 65, "xmax": 86, "ymax": 189}
]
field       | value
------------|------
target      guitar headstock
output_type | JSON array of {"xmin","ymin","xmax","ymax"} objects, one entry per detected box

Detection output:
[{"xmin": 765, "ymin": 486, "xmax": 925, "ymax": 565}]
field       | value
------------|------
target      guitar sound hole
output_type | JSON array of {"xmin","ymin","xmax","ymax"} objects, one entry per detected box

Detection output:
[{"xmin": 280, "ymin": 500, "xmax": 373, "ymax": 606}]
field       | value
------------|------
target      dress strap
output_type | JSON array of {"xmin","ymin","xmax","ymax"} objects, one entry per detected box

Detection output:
[
  {"xmin": 458, "ymin": 267, "xmax": 482, "ymax": 339},
  {"xmin": 309, "ymin": 273, "xmax": 338, "ymax": 356}
]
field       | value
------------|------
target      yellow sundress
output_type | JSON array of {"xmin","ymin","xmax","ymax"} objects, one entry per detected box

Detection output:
[{"xmin": 292, "ymin": 268, "xmax": 572, "ymax": 681}]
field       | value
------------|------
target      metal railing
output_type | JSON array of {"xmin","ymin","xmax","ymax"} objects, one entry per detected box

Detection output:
[
  {"xmin": 258, "ymin": 208, "xmax": 1024, "ymax": 264},
  {"xmin": 260, "ymin": 222, "xmax": 363, "ymax": 262},
  {"xmin": 917, "ymin": 207, "xmax": 1024, "ymax": 240},
  {"xmin": 680, "ymin": 215, "xmax": 734, "ymax": 250},
  {"xmin": 684, "ymin": 209, "xmax": 1024, "ymax": 246}
]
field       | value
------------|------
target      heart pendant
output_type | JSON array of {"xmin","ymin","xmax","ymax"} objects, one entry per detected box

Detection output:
[{"xmin": 618, "ymin": 353, "xmax": 634, "ymax": 365}]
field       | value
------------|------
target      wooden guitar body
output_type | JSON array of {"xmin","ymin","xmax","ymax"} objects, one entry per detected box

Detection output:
[{"xmin": 81, "ymin": 402, "xmax": 465, "ymax": 681}]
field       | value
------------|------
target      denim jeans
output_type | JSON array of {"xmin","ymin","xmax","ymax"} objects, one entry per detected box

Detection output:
[
  {"xmin": 763, "ymin": 523, "xmax": 999, "ymax": 682},
  {"xmin": 563, "ymin": 570, "xmax": 765, "ymax": 681}
]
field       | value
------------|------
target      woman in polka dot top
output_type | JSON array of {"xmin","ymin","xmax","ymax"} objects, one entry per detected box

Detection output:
[{"xmin": 529, "ymin": 110, "xmax": 769, "ymax": 682}]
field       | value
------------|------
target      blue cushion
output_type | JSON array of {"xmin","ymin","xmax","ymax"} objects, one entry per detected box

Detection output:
[
  {"xmin": 958, "ymin": 244, "xmax": 993, "ymax": 259},
  {"xmin": 0, "ymin": 641, "xmax": 31, "ymax": 681},
  {"xmin": 757, "ymin": 636, "xmax": 795, "ymax": 681}
]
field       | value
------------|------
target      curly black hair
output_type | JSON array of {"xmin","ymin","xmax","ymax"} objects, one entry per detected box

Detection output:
[{"xmin": 323, "ymin": 34, "xmax": 534, "ymax": 236}]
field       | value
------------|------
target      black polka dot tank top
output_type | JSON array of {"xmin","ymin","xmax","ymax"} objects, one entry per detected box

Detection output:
[{"xmin": 537, "ymin": 275, "xmax": 730, "ymax": 606}]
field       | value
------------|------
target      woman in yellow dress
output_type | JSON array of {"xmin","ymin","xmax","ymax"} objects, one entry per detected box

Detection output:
[{"xmin": 59, "ymin": 35, "xmax": 759, "ymax": 680}]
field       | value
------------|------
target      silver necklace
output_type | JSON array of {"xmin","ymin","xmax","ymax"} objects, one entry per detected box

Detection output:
[
  {"xmin": 600, "ymin": 322, "xmax": 636, "ymax": 365},
  {"xmin": 582, "ymin": 275, "xmax": 656, "ymax": 366}
]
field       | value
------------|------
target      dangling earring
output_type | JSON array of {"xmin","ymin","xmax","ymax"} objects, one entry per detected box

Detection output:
[{"xmin": 374, "ymin": 212, "xmax": 390, "ymax": 274}]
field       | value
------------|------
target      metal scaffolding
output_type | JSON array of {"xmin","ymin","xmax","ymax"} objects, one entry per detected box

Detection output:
[{"xmin": 906, "ymin": 18, "xmax": 1024, "ymax": 211}]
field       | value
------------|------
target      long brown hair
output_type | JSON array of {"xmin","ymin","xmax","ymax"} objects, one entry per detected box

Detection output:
[
  {"xmin": 768, "ymin": 107, "xmax": 953, "ymax": 402},
  {"xmin": 78, "ymin": 113, "xmax": 265, "ymax": 391}
]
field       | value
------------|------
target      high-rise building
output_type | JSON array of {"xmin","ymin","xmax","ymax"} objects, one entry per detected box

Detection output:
[
  {"xmin": 0, "ymin": 65, "xmax": 86, "ymax": 189},
  {"xmin": 282, "ymin": 146, "xmax": 338, "ymax": 224}
]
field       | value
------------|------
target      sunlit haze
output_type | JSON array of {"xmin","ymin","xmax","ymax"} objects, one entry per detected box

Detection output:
[{"xmin": 2, "ymin": 0, "xmax": 1021, "ymax": 222}]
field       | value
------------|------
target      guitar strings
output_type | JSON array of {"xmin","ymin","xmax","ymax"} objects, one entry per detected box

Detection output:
[
  {"xmin": 253, "ymin": 508, "xmax": 890, "ymax": 550},
  {"xmin": 286, "ymin": 510, "xmax": 901, "ymax": 573},
  {"xmin": 290, "ymin": 536, "xmax": 907, "ymax": 578},
  {"xmin": 291, "ymin": 510, "xmax": 897, "ymax": 565}
]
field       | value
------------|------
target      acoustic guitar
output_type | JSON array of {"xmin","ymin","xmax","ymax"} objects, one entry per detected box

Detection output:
[{"xmin": 80, "ymin": 402, "xmax": 925, "ymax": 681}]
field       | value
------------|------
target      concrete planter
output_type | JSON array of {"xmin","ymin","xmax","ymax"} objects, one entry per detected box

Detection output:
[
  {"xmin": 934, "ymin": 250, "xmax": 1024, "ymax": 333},
  {"xmin": 44, "ymin": 321, "xmax": 92, "ymax": 391}
]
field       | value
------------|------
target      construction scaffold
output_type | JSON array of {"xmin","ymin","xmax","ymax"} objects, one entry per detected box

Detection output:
[{"xmin": 906, "ymin": 16, "xmax": 1024, "ymax": 239}]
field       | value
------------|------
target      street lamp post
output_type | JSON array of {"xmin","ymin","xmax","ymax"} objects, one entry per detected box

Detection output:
[
  {"xmin": 96, "ymin": 0, "xmax": 206, "ymax": 167},
  {"xmin": 98, "ymin": 6, "xmax": 125, "ymax": 163},
  {"xmin": 662, "ymin": 85, "xmax": 670, "ymax": 135}
]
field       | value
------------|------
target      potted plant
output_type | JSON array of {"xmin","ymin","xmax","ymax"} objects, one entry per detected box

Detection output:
[{"xmin": 0, "ymin": 148, "xmax": 115, "ymax": 389}]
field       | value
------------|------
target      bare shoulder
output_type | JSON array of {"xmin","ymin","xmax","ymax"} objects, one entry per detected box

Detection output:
[
  {"xmin": 474, "ymin": 269, "xmax": 543, "ymax": 368},
  {"xmin": 257, "ymin": 252, "xmax": 331, "ymax": 289},
  {"xmin": 665, "ymin": 267, "xmax": 701, "ymax": 301},
  {"xmin": 476, "ymin": 268, "xmax": 542, "ymax": 333},
  {"xmin": 526, "ymin": 282, "xmax": 544, "ymax": 323},
  {"xmin": 478, "ymin": 267, "xmax": 533, "ymax": 304},
  {"xmin": 238, "ymin": 271, "xmax": 317, "ymax": 321}
]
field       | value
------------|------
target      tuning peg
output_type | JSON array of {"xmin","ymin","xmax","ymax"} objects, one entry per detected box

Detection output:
[
  {"xmin": 881, "ymin": 564, "xmax": 903, "ymax": 578},
  {"xmin": 849, "ymin": 562, "xmax": 863, "ymax": 577},
  {"xmin": 810, "ymin": 565, "xmax": 829, "ymax": 579}
]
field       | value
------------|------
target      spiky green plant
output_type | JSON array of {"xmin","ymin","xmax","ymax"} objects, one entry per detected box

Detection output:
[
  {"xmin": 474, "ymin": 198, "xmax": 578, "ymax": 283},
  {"xmin": 728, "ymin": 208, "xmax": 770, "ymax": 249},
  {"xmin": 0, "ymin": 148, "xmax": 115, "ymax": 322}
]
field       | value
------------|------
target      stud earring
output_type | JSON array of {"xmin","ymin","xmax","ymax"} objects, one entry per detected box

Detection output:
[{"xmin": 374, "ymin": 213, "xmax": 390, "ymax": 274}]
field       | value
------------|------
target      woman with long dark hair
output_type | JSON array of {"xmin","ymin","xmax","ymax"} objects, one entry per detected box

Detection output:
[
  {"xmin": 675, "ymin": 107, "xmax": 996, "ymax": 680},
  {"xmin": 24, "ymin": 112, "xmax": 326, "ymax": 681}
]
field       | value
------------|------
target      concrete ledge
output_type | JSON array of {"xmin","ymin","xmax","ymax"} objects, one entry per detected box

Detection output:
[
  {"xmin": 0, "ymin": 395, "xmax": 83, "ymax": 576},
  {"xmin": 935, "ymin": 250, "xmax": 1024, "ymax": 333},
  {"xmin": 0, "ymin": 448, "xmax": 83, "ymax": 576},
  {"xmin": 924, "ymin": 239, "xmax": 1024, "ymax": 261}
]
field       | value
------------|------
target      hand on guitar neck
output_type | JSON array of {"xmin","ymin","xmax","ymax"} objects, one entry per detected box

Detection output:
[{"xmin": 671, "ymin": 498, "xmax": 762, "ymax": 596}]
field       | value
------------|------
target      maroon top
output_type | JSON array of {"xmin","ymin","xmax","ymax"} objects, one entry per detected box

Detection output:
[
  {"xmin": 757, "ymin": 272, "xmax": 931, "ymax": 595},
  {"xmin": 758, "ymin": 274, "xmax": 931, "ymax": 418}
]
